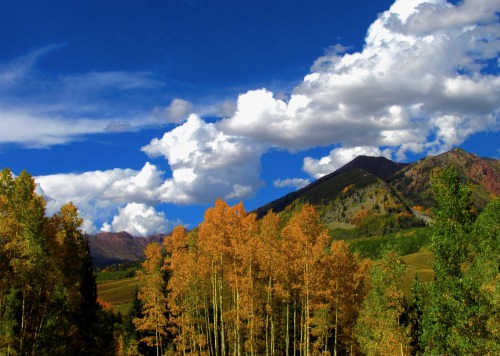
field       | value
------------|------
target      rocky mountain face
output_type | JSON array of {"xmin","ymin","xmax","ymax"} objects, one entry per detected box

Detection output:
[{"xmin": 388, "ymin": 148, "xmax": 500, "ymax": 210}]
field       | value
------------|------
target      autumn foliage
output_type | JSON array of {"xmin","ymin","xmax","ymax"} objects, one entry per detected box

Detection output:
[
  {"xmin": 0, "ymin": 169, "xmax": 116, "ymax": 355},
  {"xmin": 154, "ymin": 200, "xmax": 371, "ymax": 355},
  {"xmin": 3, "ymin": 166, "xmax": 496, "ymax": 355}
]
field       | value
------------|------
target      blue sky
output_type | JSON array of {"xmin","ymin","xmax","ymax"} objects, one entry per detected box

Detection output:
[{"xmin": 1, "ymin": 0, "xmax": 499, "ymax": 235}]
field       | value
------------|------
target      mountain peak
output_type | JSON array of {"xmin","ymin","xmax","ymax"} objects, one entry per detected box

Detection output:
[
  {"xmin": 332, "ymin": 155, "xmax": 408, "ymax": 180},
  {"xmin": 255, "ymin": 154, "xmax": 407, "ymax": 218}
]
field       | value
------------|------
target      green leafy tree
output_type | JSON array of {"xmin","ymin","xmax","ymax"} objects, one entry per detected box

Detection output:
[
  {"xmin": 420, "ymin": 165, "xmax": 475, "ymax": 354},
  {"xmin": 355, "ymin": 250, "xmax": 411, "ymax": 355},
  {"xmin": 460, "ymin": 198, "xmax": 500, "ymax": 354}
]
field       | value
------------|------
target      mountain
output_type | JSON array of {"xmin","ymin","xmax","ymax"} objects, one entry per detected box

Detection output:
[
  {"xmin": 89, "ymin": 231, "xmax": 167, "ymax": 268},
  {"xmin": 256, "ymin": 156, "xmax": 408, "ymax": 218},
  {"xmin": 256, "ymin": 149, "xmax": 499, "ymax": 235},
  {"xmin": 388, "ymin": 148, "xmax": 500, "ymax": 210}
]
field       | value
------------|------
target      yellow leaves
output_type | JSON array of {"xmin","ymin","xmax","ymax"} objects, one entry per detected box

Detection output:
[
  {"xmin": 158, "ymin": 200, "xmax": 373, "ymax": 354},
  {"xmin": 134, "ymin": 242, "xmax": 169, "ymax": 351},
  {"xmin": 141, "ymin": 242, "xmax": 164, "ymax": 275}
]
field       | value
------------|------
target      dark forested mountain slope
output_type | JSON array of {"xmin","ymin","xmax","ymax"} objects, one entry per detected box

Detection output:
[
  {"xmin": 255, "ymin": 156, "xmax": 407, "ymax": 218},
  {"xmin": 256, "ymin": 149, "xmax": 499, "ymax": 231}
]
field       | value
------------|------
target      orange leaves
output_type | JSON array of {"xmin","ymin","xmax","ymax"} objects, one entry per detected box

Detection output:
[
  {"xmin": 158, "ymin": 200, "xmax": 373, "ymax": 355},
  {"xmin": 350, "ymin": 208, "xmax": 373, "ymax": 225},
  {"xmin": 97, "ymin": 297, "xmax": 114, "ymax": 311}
]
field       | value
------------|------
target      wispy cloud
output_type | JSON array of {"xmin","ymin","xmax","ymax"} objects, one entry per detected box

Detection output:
[
  {"xmin": 57, "ymin": 70, "xmax": 163, "ymax": 92},
  {"xmin": 273, "ymin": 178, "xmax": 311, "ymax": 190},
  {"xmin": 0, "ymin": 45, "xmax": 166, "ymax": 148},
  {"xmin": 0, "ymin": 43, "xmax": 67, "ymax": 87}
]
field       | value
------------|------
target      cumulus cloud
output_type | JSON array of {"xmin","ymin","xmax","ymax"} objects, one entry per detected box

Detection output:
[
  {"xmin": 35, "ymin": 163, "xmax": 168, "ymax": 234},
  {"xmin": 20, "ymin": 0, "xmax": 500, "ymax": 235},
  {"xmin": 273, "ymin": 178, "xmax": 311, "ymax": 190},
  {"xmin": 101, "ymin": 203, "xmax": 175, "ymax": 237},
  {"xmin": 136, "ymin": 0, "xmax": 499, "ymax": 214},
  {"xmin": 100, "ymin": 162, "xmax": 165, "ymax": 205},
  {"xmin": 142, "ymin": 114, "xmax": 265, "ymax": 204},
  {"xmin": 303, "ymin": 146, "xmax": 392, "ymax": 179},
  {"xmin": 218, "ymin": 0, "xmax": 499, "ymax": 158}
]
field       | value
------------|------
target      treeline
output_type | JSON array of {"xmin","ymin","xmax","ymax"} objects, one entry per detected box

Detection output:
[
  {"xmin": 128, "ymin": 166, "xmax": 499, "ymax": 355},
  {"xmin": 0, "ymin": 169, "xmax": 117, "ymax": 355}
]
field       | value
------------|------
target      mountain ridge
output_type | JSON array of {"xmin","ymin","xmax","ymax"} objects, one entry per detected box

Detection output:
[{"xmin": 89, "ymin": 231, "xmax": 167, "ymax": 268}]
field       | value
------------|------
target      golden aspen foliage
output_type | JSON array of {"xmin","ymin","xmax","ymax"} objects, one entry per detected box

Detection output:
[{"xmin": 134, "ymin": 242, "xmax": 168, "ymax": 355}]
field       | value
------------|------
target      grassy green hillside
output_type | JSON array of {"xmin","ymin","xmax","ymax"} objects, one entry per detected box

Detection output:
[{"xmin": 97, "ymin": 276, "xmax": 144, "ymax": 315}]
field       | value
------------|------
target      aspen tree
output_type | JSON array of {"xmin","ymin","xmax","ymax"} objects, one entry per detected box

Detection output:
[
  {"xmin": 355, "ymin": 250, "xmax": 411, "ymax": 355},
  {"xmin": 256, "ymin": 210, "xmax": 282, "ymax": 356},
  {"xmin": 198, "ymin": 199, "xmax": 232, "ymax": 356},
  {"xmin": 134, "ymin": 243, "xmax": 168, "ymax": 356},
  {"xmin": 281, "ymin": 204, "xmax": 329, "ymax": 356},
  {"xmin": 323, "ymin": 240, "xmax": 369, "ymax": 355}
]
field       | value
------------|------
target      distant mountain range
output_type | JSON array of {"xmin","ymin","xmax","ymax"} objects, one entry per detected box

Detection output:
[
  {"xmin": 89, "ymin": 231, "xmax": 167, "ymax": 268},
  {"xmin": 89, "ymin": 148, "xmax": 499, "ymax": 267}
]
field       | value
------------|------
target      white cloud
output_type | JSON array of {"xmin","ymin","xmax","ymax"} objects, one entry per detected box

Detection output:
[
  {"xmin": 134, "ymin": 0, "xmax": 499, "ymax": 218},
  {"xmin": 153, "ymin": 98, "xmax": 193, "ymax": 123},
  {"xmin": 35, "ymin": 163, "xmax": 167, "ymax": 234},
  {"xmin": 273, "ymin": 178, "xmax": 311, "ymax": 190},
  {"xmin": 167, "ymin": 98, "xmax": 192, "ymax": 122},
  {"xmin": 142, "ymin": 114, "xmax": 265, "ymax": 204},
  {"xmin": 0, "ymin": 110, "xmax": 108, "ymax": 148},
  {"xmin": 303, "ymin": 146, "xmax": 393, "ymax": 179},
  {"xmin": 0, "ymin": 46, "xmax": 165, "ymax": 148},
  {"xmin": 101, "ymin": 203, "xmax": 176, "ymax": 237},
  {"xmin": 100, "ymin": 162, "xmax": 165, "ymax": 205},
  {"xmin": 217, "ymin": 0, "xmax": 499, "ymax": 157},
  {"xmin": 14, "ymin": 0, "xmax": 500, "ymax": 236}
]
